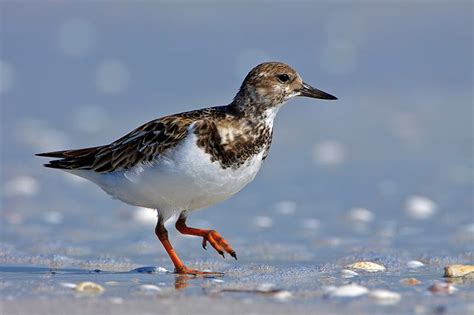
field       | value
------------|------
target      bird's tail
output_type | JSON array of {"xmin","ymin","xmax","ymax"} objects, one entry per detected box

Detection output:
[{"xmin": 36, "ymin": 146, "xmax": 104, "ymax": 170}]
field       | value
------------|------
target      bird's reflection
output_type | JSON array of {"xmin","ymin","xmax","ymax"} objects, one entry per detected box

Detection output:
[
  {"xmin": 174, "ymin": 273, "xmax": 224, "ymax": 290},
  {"xmin": 174, "ymin": 274, "xmax": 192, "ymax": 290}
]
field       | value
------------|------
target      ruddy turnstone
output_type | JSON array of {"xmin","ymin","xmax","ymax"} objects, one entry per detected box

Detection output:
[{"xmin": 37, "ymin": 62, "xmax": 337, "ymax": 275}]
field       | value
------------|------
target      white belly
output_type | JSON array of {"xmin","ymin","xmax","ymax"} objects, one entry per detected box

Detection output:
[{"xmin": 68, "ymin": 132, "xmax": 264, "ymax": 220}]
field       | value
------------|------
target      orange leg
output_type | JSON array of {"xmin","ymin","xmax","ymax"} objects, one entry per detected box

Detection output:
[
  {"xmin": 154, "ymin": 216, "xmax": 223, "ymax": 276},
  {"xmin": 175, "ymin": 213, "xmax": 237, "ymax": 260}
]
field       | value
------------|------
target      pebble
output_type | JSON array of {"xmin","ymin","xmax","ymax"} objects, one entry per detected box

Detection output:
[
  {"xmin": 340, "ymin": 269, "xmax": 359, "ymax": 278},
  {"xmin": 75, "ymin": 281, "xmax": 105, "ymax": 294},
  {"xmin": 346, "ymin": 261, "xmax": 386, "ymax": 272},
  {"xmin": 59, "ymin": 282, "xmax": 77, "ymax": 289},
  {"xmin": 140, "ymin": 284, "xmax": 161, "ymax": 291},
  {"xmin": 444, "ymin": 264, "xmax": 474, "ymax": 278},
  {"xmin": 369, "ymin": 289, "xmax": 401, "ymax": 305},
  {"xmin": 407, "ymin": 260, "xmax": 425, "ymax": 268},
  {"xmin": 211, "ymin": 279, "xmax": 225, "ymax": 283},
  {"xmin": 329, "ymin": 284, "xmax": 369, "ymax": 297},
  {"xmin": 405, "ymin": 195, "xmax": 437, "ymax": 220},
  {"xmin": 257, "ymin": 283, "xmax": 276, "ymax": 292},
  {"xmin": 273, "ymin": 290, "xmax": 292, "ymax": 301},
  {"xmin": 401, "ymin": 278, "xmax": 421, "ymax": 285},
  {"xmin": 135, "ymin": 284, "xmax": 162, "ymax": 294},
  {"xmin": 428, "ymin": 282, "xmax": 457, "ymax": 294},
  {"xmin": 131, "ymin": 266, "xmax": 168, "ymax": 273}
]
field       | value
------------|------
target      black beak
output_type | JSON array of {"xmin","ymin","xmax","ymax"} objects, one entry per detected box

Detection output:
[{"xmin": 299, "ymin": 82, "xmax": 337, "ymax": 100}]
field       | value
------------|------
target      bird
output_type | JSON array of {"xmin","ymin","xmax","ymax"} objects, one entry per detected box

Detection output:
[{"xmin": 36, "ymin": 62, "xmax": 337, "ymax": 275}]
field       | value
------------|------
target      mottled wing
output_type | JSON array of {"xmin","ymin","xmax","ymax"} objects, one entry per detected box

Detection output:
[{"xmin": 37, "ymin": 115, "xmax": 195, "ymax": 172}]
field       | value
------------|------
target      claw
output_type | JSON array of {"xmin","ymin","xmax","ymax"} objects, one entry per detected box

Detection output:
[{"xmin": 175, "ymin": 218, "xmax": 236, "ymax": 262}]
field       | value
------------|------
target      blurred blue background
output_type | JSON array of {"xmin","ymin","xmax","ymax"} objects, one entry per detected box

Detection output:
[{"xmin": 1, "ymin": 2, "xmax": 472, "ymax": 267}]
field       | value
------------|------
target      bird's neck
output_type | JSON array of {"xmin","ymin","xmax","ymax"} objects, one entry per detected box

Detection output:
[
  {"xmin": 229, "ymin": 94, "xmax": 283, "ymax": 130},
  {"xmin": 226, "ymin": 103, "xmax": 278, "ymax": 131}
]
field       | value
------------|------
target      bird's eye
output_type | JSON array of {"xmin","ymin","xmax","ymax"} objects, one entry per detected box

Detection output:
[{"xmin": 277, "ymin": 74, "xmax": 290, "ymax": 83}]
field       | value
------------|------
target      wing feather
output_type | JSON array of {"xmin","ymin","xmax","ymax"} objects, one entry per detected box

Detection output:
[{"xmin": 37, "ymin": 114, "xmax": 197, "ymax": 172}]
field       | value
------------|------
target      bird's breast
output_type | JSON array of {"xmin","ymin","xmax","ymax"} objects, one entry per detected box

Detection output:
[{"xmin": 193, "ymin": 116, "xmax": 273, "ymax": 170}]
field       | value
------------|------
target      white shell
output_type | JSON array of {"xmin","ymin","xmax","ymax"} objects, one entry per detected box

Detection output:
[
  {"xmin": 345, "ymin": 261, "xmax": 386, "ymax": 272},
  {"xmin": 329, "ymin": 284, "xmax": 369, "ymax": 297},
  {"xmin": 369, "ymin": 289, "xmax": 401, "ymax": 304}
]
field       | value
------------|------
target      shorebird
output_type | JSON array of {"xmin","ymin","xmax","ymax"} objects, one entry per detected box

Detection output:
[{"xmin": 37, "ymin": 62, "xmax": 337, "ymax": 275}]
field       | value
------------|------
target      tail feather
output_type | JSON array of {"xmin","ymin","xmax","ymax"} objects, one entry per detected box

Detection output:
[
  {"xmin": 36, "ymin": 146, "xmax": 103, "ymax": 158},
  {"xmin": 36, "ymin": 146, "xmax": 105, "ymax": 170},
  {"xmin": 35, "ymin": 151, "xmax": 68, "ymax": 158},
  {"xmin": 42, "ymin": 160, "xmax": 70, "ymax": 169}
]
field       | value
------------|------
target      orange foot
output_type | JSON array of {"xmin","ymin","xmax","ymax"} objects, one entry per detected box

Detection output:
[
  {"xmin": 200, "ymin": 230, "xmax": 237, "ymax": 260},
  {"xmin": 175, "ymin": 215, "xmax": 237, "ymax": 260}
]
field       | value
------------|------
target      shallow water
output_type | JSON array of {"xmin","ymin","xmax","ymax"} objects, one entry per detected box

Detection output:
[{"xmin": 1, "ymin": 207, "xmax": 473, "ymax": 314}]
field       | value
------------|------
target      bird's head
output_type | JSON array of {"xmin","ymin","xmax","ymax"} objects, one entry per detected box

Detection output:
[{"xmin": 233, "ymin": 62, "xmax": 337, "ymax": 111}]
